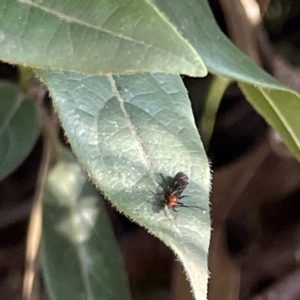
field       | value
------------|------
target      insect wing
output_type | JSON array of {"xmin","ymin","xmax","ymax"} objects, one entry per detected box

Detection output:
[{"xmin": 171, "ymin": 172, "xmax": 189, "ymax": 197}]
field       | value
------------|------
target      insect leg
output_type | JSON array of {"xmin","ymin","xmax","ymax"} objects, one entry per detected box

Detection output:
[{"xmin": 177, "ymin": 202, "xmax": 204, "ymax": 210}]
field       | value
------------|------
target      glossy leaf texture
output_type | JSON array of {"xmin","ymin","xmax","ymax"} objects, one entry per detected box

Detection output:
[
  {"xmin": 1, "ymin": 0, "xmax": 300, "ymax": 160},
  {"xmin": 39, "ymin": 70, "xmax": 211, "ymax": 300},
  {"xmin": 0, "ymin": 0, "xmax": 206, "ymax": 76},
  {"xmin": 0, "ymin": 82, "xmax": 39, "ymax": 180},
  {"xmin": 42, "ymin": 147, "xmax": 131, "ymax": 300}
]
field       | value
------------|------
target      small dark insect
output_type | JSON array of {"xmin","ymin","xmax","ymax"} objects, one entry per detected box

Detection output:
[{"xmin": 157, "ymin": 172, "xmax": 203, "ymax": 212}]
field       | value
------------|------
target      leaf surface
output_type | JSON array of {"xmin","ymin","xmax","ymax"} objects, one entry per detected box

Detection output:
[
  {"xmin": 39, "ymin": 70, "xmax": 211, "ymax": 300},
  {"xmin": 151, "ymin": 0, "xmax": 300, "ymax": 160},
  {"xmin": 0, "ymin": 0, "xmax": 206, "ymax": 76}
]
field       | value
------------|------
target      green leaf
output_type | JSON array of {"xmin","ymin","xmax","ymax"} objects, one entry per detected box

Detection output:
[
  {"xmin": 39, "ymin": 70, "xmax": 211, "ymax": 300},
  {"xmin": 0, "ymin": 82, "xmax": 39, "ymax": 180},
  {"xmin": 152, "ymin": 0, "xmax": 280, "ymax": 87},
  {"xmin": 152, "ymin": 0, "xmax": 300, "ymax": 160},
  {"xmin": 42, "ymin": 147, "xmax": 131, "ymax": 300},
  {"xmin": 2, "ymin": 0, "xmax": 300, "ymax": 160},
  {"xmin": 239, "ymin": 83, "xmax": 300, "ymax": 158},
  {"xmin": 0, "ymin": 0, "xmax": 206, "ymax": 76}
]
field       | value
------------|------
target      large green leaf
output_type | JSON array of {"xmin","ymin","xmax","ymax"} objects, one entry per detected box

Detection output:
[
  {"xmin": 0, "ymin": 82, "xmax": 39, "ymax": 180},
  {"xmin": 42, "ymin": 147, "xmax": 131, "ymax": 300},
  {"xmin": 0, "ymin": 0, "xmax": 206, "ymax": 76},
  {"xmin": 39, "ymin": 70, "xmax": 211, "ymax": 300}
]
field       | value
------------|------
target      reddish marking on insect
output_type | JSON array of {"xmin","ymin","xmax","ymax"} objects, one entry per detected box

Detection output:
[
  {"xmin": 167, "ymin": 194, "xmax": 179, "ymax": 209},
  {"xmin": 156, "ymin": 172, "xmax": 203, "ymax": 212}
]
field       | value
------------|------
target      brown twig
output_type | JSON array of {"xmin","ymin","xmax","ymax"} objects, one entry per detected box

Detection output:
[{"xmin": 22, "ymin": 89, "xmax": 58, "ymax": 300}]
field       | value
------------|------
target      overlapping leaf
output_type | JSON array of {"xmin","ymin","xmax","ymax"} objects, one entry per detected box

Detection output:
[
  {"xmin": 0, "ymin": 0, "xmax": 206, "ymax": 76},
  {"xmin": 1, "ymin": 0, "xmax": 299, "ymax": 160},
  {"xmin": 152, "ymin": 0, "xmax": 300, "ymax": 160}
]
